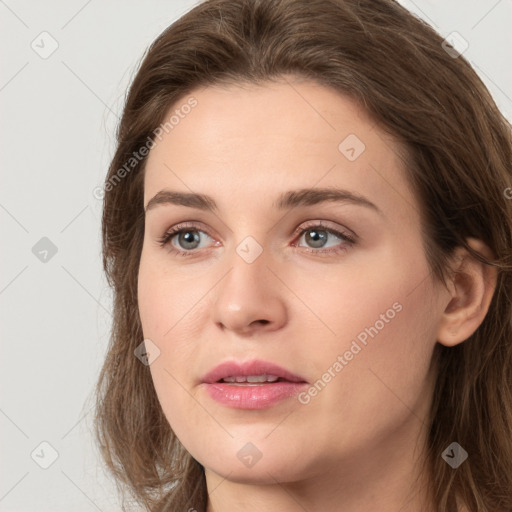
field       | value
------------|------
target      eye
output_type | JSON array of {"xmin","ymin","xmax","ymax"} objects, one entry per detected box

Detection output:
[
  {"xmin": 157, "ymin": 220, "xmax": 356, "ymax": 257},
  {"xmin": 157, "ymin": 222, "xmax": 216, "ymax": 256},
  {"xmin": 293, "ymin": 221, "xmax": 356, "ymax": 255}
]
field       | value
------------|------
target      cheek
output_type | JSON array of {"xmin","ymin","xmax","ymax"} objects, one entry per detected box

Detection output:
[
  {"xmin": 137, "ymin": 249, "xmax": 209, "ymax": 342},
  {"xmin": 300, "ymin": 270, "xmax": 438, "ymax": 451},
  {"xmin": 137, "ymin": 252, "xmax": 214, "ymax": 432},
  {"xmin": 284, "ymin": 241, "xmax": 434, "ymax": 359},
  {"xmin": 287, "ymin": 241, "xmax": 438, "ymax": 432}
]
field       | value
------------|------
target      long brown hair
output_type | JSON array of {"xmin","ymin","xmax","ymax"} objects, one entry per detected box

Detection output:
[{"xmin": 94, "ymin": 1, "xmax": 512, "ymax": 510}]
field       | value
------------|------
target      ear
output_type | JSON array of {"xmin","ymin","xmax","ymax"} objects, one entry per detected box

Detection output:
[{"xmin": 437, "ymin": 238, "xmax": 498, "ymax": 347}]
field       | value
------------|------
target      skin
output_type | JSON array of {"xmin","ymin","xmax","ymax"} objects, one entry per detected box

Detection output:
[{"xmin": 137, "ymin": 76, "xmax": 497, "ymax": 512}]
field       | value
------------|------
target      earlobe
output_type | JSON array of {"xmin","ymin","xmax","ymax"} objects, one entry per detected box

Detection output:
[{"xmin": 437, "ymin": 238, "xmax": 497, "ymax": 347}]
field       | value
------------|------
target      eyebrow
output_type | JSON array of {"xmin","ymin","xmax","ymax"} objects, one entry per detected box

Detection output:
[{"xmin": 144, "ymin": 187, "xmax": 383, "ymax": 216}]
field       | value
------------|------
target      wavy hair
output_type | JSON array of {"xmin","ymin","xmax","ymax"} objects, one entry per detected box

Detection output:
[{"xmin": 94, "ymin": 1, "xmax": 512, "ymax": 510}]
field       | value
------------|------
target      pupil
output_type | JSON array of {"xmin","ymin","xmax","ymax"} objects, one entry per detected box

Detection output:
[
  {"xmin": 306, "ymin": 229, "xmax": 327, "ymax": 248},
  {"xmin": 180, "ymin": 230, "xmax": 200, "ymax": 249}
]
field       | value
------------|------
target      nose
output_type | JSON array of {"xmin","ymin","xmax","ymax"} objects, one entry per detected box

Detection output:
[{"xmin": 212, "ymin": 247, "xmax": 288, "ymax": 335}]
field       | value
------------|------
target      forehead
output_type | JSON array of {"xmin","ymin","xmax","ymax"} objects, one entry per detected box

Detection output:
[{"xmin": 143, "ymin": 78, "xmax": 418, "ymax": 223}]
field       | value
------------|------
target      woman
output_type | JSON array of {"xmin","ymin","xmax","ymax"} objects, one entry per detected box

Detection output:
[{"xmin": 94, "ymin": 0, "xmax": 512, "ymax": 511}]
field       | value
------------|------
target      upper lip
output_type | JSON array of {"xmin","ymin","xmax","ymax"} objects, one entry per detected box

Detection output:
[{"xmin": 201, "ymin": 359, "xmax": 308, "ymax": 384}]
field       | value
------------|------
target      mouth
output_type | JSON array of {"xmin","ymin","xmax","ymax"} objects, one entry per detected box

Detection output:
[
  {"xmin": 201, "ymin": 359, "xmax": 308, "ymax": 384},
  {"xmin": 201, "ymin": 359, "xmax": 308, "ymax": 409},
  {"xmin": 217, "ymin": 374, "xmax": 290, "ymax": 385}
]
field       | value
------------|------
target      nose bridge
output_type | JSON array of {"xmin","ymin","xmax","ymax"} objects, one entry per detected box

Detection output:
[{"xmin": 212, "ymin": 236, "xmax": 287, "ymax": 333}]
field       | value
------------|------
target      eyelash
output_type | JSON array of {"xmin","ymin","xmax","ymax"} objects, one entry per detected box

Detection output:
[{"xmin": 157, "ymin": 221, "xmax": 356, "ymax": 258}]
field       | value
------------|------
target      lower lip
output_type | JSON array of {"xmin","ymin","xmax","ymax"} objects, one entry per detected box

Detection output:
[{"xmin": 202, "ymin": 382, "xmax": 308, "ymax": 409}]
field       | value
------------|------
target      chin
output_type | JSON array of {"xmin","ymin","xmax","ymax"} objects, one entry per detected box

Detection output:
[
  {"xmin": 195, "ymin": 441, "xmax": 317, "ymax": 485},
  {"xmin": 203, "ymin": 459, "xmax": 302, "ymax": 485}
]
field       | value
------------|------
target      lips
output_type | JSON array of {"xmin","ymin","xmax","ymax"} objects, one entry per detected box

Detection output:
[
  {"xmin": 201, "ymin": 359, "xmax": 308, "ymax": 384},
  {"xmin": 201, "ymin": 359, "xmax": 309, "ymax": 409}
]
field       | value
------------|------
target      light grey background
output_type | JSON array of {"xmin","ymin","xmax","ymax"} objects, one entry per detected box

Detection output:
[{"xmin": 1, "ymin": 1, "xmax": 511, "ymax": 510}]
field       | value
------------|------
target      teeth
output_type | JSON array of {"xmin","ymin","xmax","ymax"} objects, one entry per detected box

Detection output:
[
  {"xmin": 221, "ymin": 374, "xmax": 280, "ymax": 383},
  {"xmin": 246, "ymin": 375, "xmax": 265, "ymax": 383}
]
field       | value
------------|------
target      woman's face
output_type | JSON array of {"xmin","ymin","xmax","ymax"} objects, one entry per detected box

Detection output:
[{"xmin": 138, "ymin": 78, "xmax": 450, "ymax": 485}]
